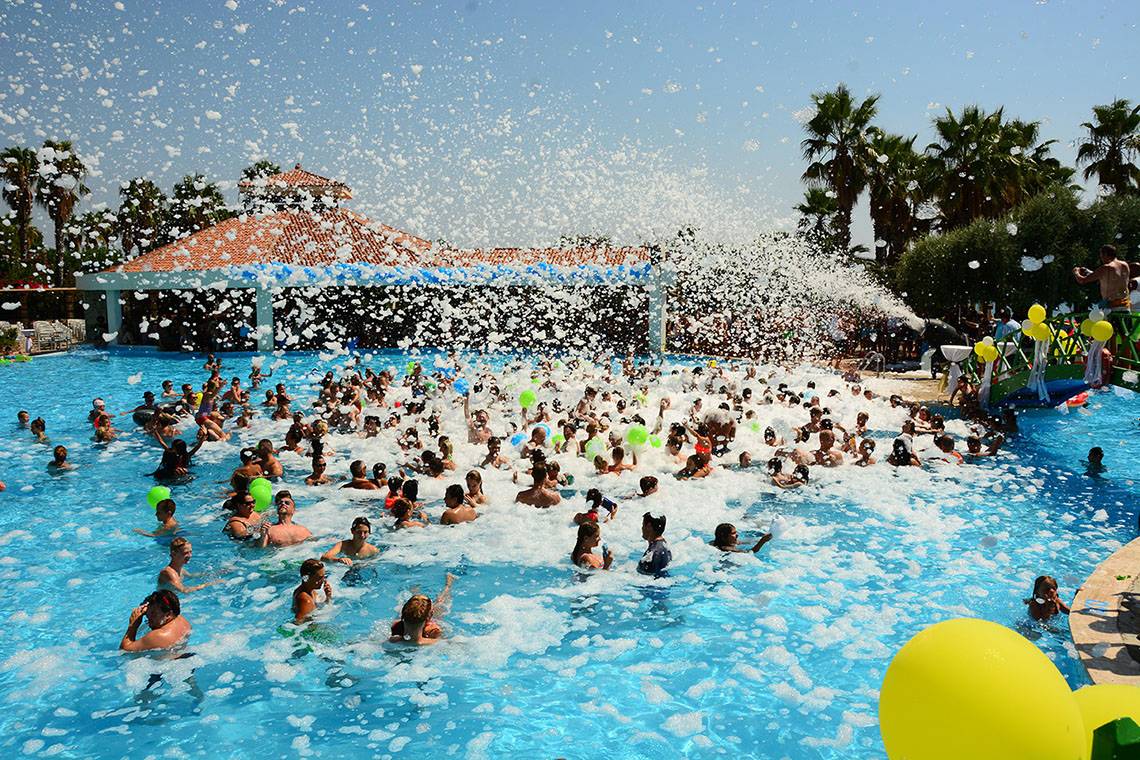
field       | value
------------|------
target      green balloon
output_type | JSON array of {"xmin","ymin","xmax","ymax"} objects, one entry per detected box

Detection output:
[
  {"xmin": 551, "ymin": 433, "xmax": 566, "ymax": 445},
  {"xmin": 249, "ymin": 477, "xmax": 272, "ymax": 512},
  {"xmin": 406, "ymin": 361, "xmax": 416, "ymax": 375},
  {"xmin": 147, "ymin": 485, "xmax": 171, "ymax": 509},
  {"xmin": 584, "ymin": 437, "xmax": 606, "ymax": 459},
  {"xmin": 627, "ymin": 425, "xmax": 649, "ymax": 446},
  {"xmin": 649, "ymin": 435, "xmax": 663, "ymax": 449},
  {"xmin": 519, "ymin": 389, "xmax": 537, "ymax": 409}
]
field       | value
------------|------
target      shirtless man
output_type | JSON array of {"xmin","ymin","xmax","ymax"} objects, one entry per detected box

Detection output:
[
  {"xmin": 812, "ymin": 429, "xmax": 845, "ymax": 467},
  {"xmin": 292, "ymin": 558, "xmax": 333, "ymax": 625},
  {"xmin": 341, "ymin": 460, "xmax": 379, "ymax": 490},
  {"xmin": 158, "ymin": 537, "xmax": 220, "ymax": 593},
  {"xmin": 257, "ymin": 492, "xmax": 312, "ymax": 547},
  {"xmin": 464, "ymin": 395, "xmax": 493, "ymax": 444},
  {"xmin": 321, "ymin": 517, "xmax": 379, "ymax": 566},
  {"xmin": 440, "ymin": 484, "xmax": 478, "ymax": 525},
  {"xmin": 1074, "ymin": 244, "xmax": 1134, "ymax": 311},
  {"xmin": 514, "ymin": 464, "xmax": 562, "ymax": 508},
  {"xmin": 305, "ymin": 457, "xmax": 331, "ymax": 486},
  {"xmin": 119, "ymin": 589, "xmax": 191, "ymax": 652}
]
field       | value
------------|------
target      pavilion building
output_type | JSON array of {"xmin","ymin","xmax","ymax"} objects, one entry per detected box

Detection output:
[{"xmin": 76, "ymin": 165, "xmax": 669, "ymax": 353}]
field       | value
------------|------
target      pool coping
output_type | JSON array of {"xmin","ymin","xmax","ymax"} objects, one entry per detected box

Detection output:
[{"xmin": 1070, "ymin": 536, "xmax": 1140, "ymax": 685}]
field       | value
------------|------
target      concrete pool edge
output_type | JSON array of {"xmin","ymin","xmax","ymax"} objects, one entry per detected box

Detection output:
[{"xmin": 1070, "ymin": 536, "xmax": 1140, "ymax": 685}]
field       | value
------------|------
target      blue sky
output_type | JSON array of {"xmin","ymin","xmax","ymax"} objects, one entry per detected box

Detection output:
[{"xmin": 0, "ymin": 0, "xmax": 1136, "ymax": 247}]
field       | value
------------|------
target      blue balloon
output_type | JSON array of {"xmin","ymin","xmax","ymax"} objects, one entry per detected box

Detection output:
[
  {"xmin": 510, "ymin": 432, "xmax": 526, "ymax": 446},
  {"xmin": 453, "ymin": 377, "xmax": 470, "ymax": 396}
]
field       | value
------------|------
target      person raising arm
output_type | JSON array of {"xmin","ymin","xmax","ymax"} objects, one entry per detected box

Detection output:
[{"xmin": 119, "ymin": 590, "xmax": 191, "ymax": 652}]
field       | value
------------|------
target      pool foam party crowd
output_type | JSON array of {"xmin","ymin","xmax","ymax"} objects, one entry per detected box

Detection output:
[{"xmin": 0, "ymin": 346, "xmax": 1136, "ymax": 757}]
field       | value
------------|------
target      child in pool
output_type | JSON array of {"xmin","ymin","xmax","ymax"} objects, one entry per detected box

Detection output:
[
  {"xmin": 712, "ymin": 523, "xmax": 774, "ymax": 553},
  {"xmin": 1026, "ymin": 575, "xmax": 1070, "ymax": 621},
  {"xmin": 389, "ymin": 573, "xmax": 455, "ymax": 645},
  {"xmin": 571, "ymin": 521, "xmax": 613, "ymax": 569},
  {"xmin": 135, "ymin": 498, "xmax": 179, "ymax": 537},
  {"xmin": 292, "ymin": 558, "xmax": 333, "ymax": 625}
]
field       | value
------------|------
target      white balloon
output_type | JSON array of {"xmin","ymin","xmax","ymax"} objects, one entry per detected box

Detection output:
[
  {"xmin": 982, "ymin": 336, "xmax": 994, "ymax": 346},
  {"xmin": 1089, "ymin": 308, "xmax": 1105, "ymax": 323}
]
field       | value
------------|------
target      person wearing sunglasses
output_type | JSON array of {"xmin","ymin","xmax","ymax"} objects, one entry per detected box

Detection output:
[
  {"xmin": 223, "ymin": 493, "xmax": 262, "ymax": 540},
  {"xmin": 257, "ymin": 491, "xmax": 311, "ymax": 547}
]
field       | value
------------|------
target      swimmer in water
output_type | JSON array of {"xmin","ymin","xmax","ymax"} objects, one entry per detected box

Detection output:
[
  {"xmin": 638, "ymin": 475, "xmax": 659, "ymax": 497},
  {"xmin": 223, "ymin": 493, "xmax": 262, "ymax": 540},
  {"xmin": 637, "ymin": 512, "xmax": 671, "ymax": 577},
  {"xmin": 158, "ymin": 538, "xmax": 221, "ymax": 593},
  {"xmin": 119, "ymin": 589, "xmax": 191, "ymax": 652},
  {"xmin": 135, "ymin": 498, "xmax": 179, "ymax": 537},
  {"xmin": 515, "ymin": 464, "xmax": 561, "ymax": 507},
  {"xmin": 1026, "ymin": 575, "xmax": 1070, "ymax": 621},
  {"xmin": 153, "ymin": 428, "xmax": 207, "ymax": 480},
  {"xmin": 305, "ymin": 456, "xmax": 330, "ymax": 486},
  {"xmin": 292, "ymin": 558, "xmax": 333, "ymax": 625},
  {"xmin": 573, "ymin": 488, "xmax": 618, "ymax": 525},
  {"xmin": 257, "ymin": 491, "xmax": 312, "ymax": 547},
  {"xmin": 30, "ymin": 416, "xmax": 48, "ymax": 443},
  {"xmin": 1085, "ymin": 446, "xmax": 1106, "ymax": 475},
  {"xmin": 571, "ymin": 521, "xmax": 613, "ymax": 569},
  {"xmin": 464, "ymin": 470, "xmax": 488, "ymax": 505},
  {"xmin": 440, "ymin": 484, "xmax": 478, "ymax": 525},
  {"xmin": 712, "ymin": 523, "xmax": 774, "ymax": 553},
  {"xmin": 965, "ymin": 432, "xmax": 1004, "ymax": 458},
  {"xmin": 321, "ymin": 517, "xmax": 379, "ymax": 566},
  {"xmin": 852, "ymin": 438, "xmax": 877, "ymax": 466},
  {"xmin": 48, "ymin": 444, "xmax": 73, "ymax": 471},
  {"xmin": 341, "ymin": 459, "xmax": 379, "ymax": 490},
  {"xmin": 389, "ymin": 573, "xmax": 455, "ymax": 645}
]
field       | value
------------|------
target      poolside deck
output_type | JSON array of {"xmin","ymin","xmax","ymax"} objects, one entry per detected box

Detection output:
[{"xmin": 1070, "ymin": 536, "xmax": 1140, "ymax": 686}]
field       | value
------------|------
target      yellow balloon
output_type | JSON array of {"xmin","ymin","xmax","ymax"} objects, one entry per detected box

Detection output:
[
  {"xmin": 1090, "ymin": 320, "xmax": 1114, "ymax": 343},
  {"xmin": 879, "ymin": 618, "xmax": 1086, "ymax": 760},
  {"xmin": 1029, "ymin": 304, "xmax": 1047, "ymax": 324},
  {"xmin": 1080, "ymin": 319, "xmax": 1095, "ymax": 337},
  {"xmin": 984, "ymin": 345, "xmax": 1000, "ymax": 363},
  {"xmin": 1031, "ymin": 323, "xmax": 1052, "ymax": 342},
  {"xmin": 973, "ymin": 341, "xmax": 986, "ymax": 356},
  {"xmin": 1073, "ymin": 684, "xmax": 1140, "ymax": 758}
]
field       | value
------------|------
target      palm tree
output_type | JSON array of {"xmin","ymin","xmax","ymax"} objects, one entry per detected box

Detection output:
[
  {"xmin": 0, "ymin": 146, "xmax": 39, "ymax": 272},
  {"xmin": 241, "ymin": 160, "xmax": 280, "ymax": 182},
  {"xmin": 865, "ymin": 129, "xmax": 934, "ymax": 265},
  {"xmin": 169, "ymin": 174, "xmax": 231, "ymax": 238},
  {"xmin": 117, "ymin": 178, "xmax": 168, "ymax": 257},
  {"xmin": 1077, "ymin": 99, "xmax": 1140, "ymax": 196},
  {"xmin": 793, "ymin": 187, "xmax": 839, "ymax": 248},
  {"xmin": 34, "ymin": 139, "xmax": 89, "ymax": 285},
  {"xmin": 66, "ymin": 209, "xmax": 118, "ymax": 272},
  {"xmin": 800, "ymin": 84, "xmax": 880, "ymax": 253},
  {"xmin": 927, "ymin": 106, "xmax": 1070, "ymax": 229}
]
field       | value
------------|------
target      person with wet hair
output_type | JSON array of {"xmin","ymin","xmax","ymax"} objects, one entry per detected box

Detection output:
[
  {"xmin": 571, "ymin": 521, "xmax": 613, "ymax": 569},
  {"xmin": 389, "ymin": 573, "xmax": 455, "ymax": 645},
  {"xmin": 48, "ymin": 444, "xmax": 73, "ymax": 471},
  {"xmin": 465, "ymin": 470, "xmax": 488, "ymax": 505},
  {"xmin": 257, "ymin": 491, "xmax": 311, "ymax": 547},
  {"xmin": 637, "ymin": 512, "xmax": 671, "ymax": 577},
  {"xmin": 305, "ymin": 456, "xmax": 330, "ymax": 486},
  {"xmin": 322, "ymin": 517, "xmax": 379, "ymax": 566},
  {"xmin": 440, "ymin": 483, "xmax": 478, "ymax": 525},
  {"xmin": 120, "ymin": 589, "xmax": 191, "ymax": 652},
  {"xmin": 887, "ymin": 437, "xmax": 921, "ymax": 467},
  {"xmin": 1026, "ymin": 575, "xmax": 1070, "ymax": 621},
  {"xmin": 135, "ymin": 498, "xmax": 179, "ymax": 537},
  {"xmin": 515, "ymin": 464, "xmax": 561, "ymax": 507},
  {"xmin": 157, "ymin": 537, "xmax": 220, "ymax": 593},
  {"xmin": 638, "ymin": 475, "xmax": 659, "ymax": 497},
  {"xmin": 292, "ymin": 558, "xmax": 333, "ymax": 625},
  {"xmin": 712, "ymin": 523, "xmax": 774, "ymax": 554},
  {"xmin": 342, "ymin": 459, "xmax": 379, "ymax": 490}
]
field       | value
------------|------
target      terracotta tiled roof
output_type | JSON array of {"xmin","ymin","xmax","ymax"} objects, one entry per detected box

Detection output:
[
  {"xmin": 429, "ymin": 247, "xmax": 652, "ymax": 267},
  {"xmin": 107, "ymin": 208, "xmax": 652, "ymax": 274},
  {"xmin": 110, "ymin": 209, "xmax": 432, "ymax": 272},
  {"xmin": 238, "ymin": 163, "xmax": 352, "ymax": 199}
]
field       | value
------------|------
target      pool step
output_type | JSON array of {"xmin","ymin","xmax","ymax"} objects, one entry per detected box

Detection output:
[{"xmin": 1070, "ymin": 537, "xmax": 1140, "ymax": 686}]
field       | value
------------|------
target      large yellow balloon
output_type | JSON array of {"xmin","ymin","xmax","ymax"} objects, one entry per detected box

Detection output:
[
  {"xmin": 1080, "ymin": 319, "xmax": 1095, "ymax": 337},
  {"xmin": 879, "ymin": 618, "xmax": 1087, "ymax": 760},
  {"xmin": 1073, "ymin": 684, "xmax": 1140, "ymax": 758},
  {"xmin": 1029, "ymin": 303, "xmax": 1047, "ymax": 324},
  {"xmin": 1090, "ymin": 320, "xmax": 1114, "ymax": 343}
]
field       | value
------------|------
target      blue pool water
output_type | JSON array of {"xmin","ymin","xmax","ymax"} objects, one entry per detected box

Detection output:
[{"xmin": 0, "ymin": 348, "xmax": 1134, "ymax": 758}]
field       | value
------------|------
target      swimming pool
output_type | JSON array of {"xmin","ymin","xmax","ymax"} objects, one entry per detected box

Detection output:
[{"xmin": 0, "ymin": 348, "xmax": 1133, "ymax": 758}]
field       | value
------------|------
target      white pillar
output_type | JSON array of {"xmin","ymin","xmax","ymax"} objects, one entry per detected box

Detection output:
[
  {"xmin": 255, "ymin": 287, "xmax": 274, "ymax": 352},
  {"xmin": 647, "ymin": 271, "xmax": 667, "ymax": 356},
  {"xmin": 105, "ymin": 289, "xmax": 122, "ymax": 344}
]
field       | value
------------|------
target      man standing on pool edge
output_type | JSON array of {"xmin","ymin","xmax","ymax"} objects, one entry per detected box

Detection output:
[{"xmin": 120, "ymin": 589, "xmax": 191, "ymax": 652}]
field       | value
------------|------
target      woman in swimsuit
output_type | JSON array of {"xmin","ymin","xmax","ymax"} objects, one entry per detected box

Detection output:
[
  {"xmin": 465, "ymin": 470, "xmax": 488, "ymax": 505},
  {"xmin": 153, "ymin": 428, "xmax": 207, "ymax": 480},
  {"xmin": 571, "ymin": 521, "xmax": 613, "ymax": 569},
  {"xmin": 223, "ymin": 494, "xmax": 262, "ymax": 540}
]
